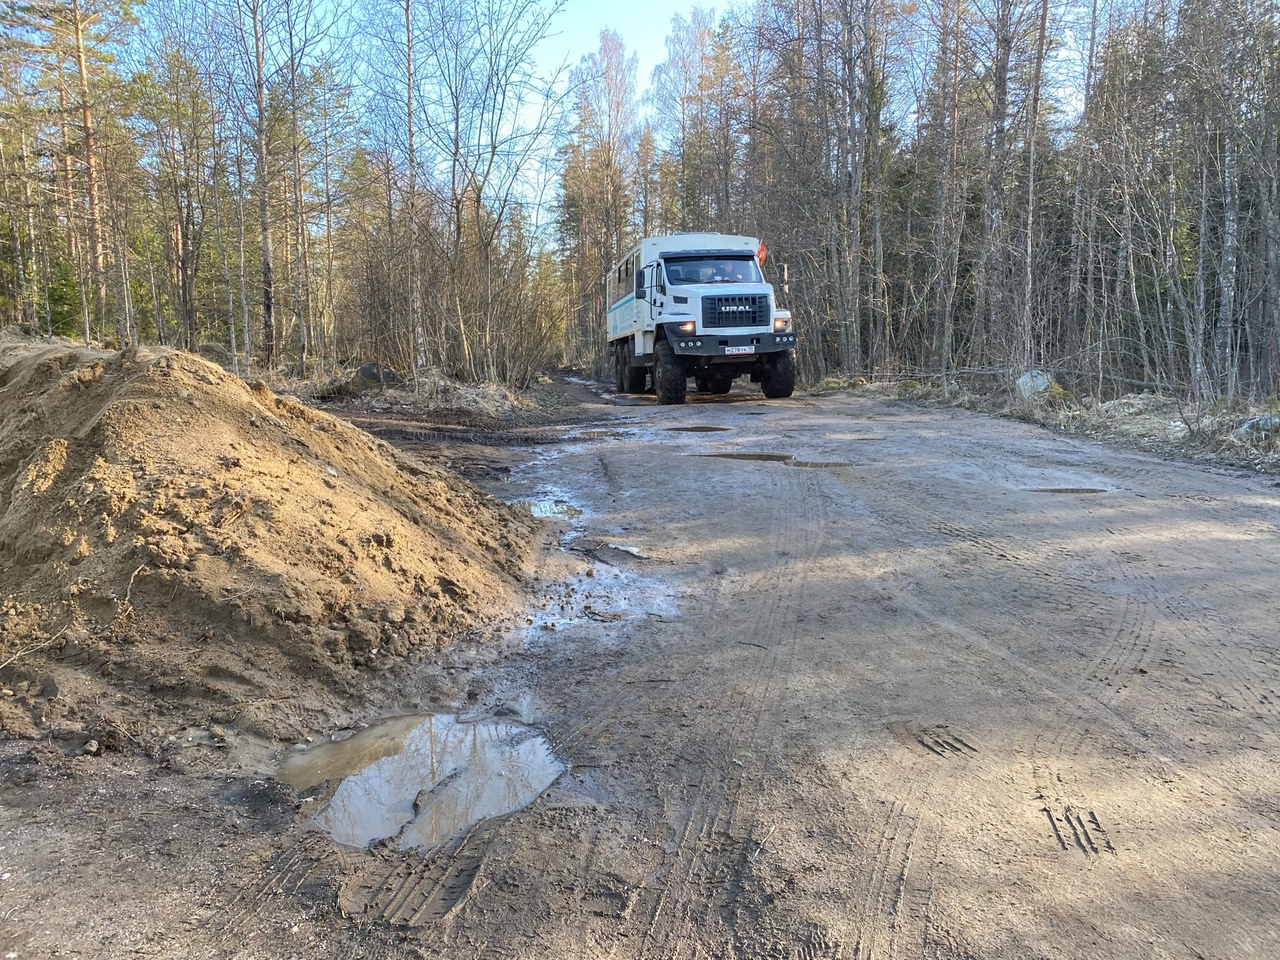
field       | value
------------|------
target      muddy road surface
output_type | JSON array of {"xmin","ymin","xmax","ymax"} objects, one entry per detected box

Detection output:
[{"xmin": 5, "ymin": 383, "xmax": 1280, "ymax": 959}]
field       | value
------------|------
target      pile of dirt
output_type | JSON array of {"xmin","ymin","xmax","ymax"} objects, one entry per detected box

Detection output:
[{"xmin": 0, "ymin": 332, "xmax": 539, "ymax": 748}]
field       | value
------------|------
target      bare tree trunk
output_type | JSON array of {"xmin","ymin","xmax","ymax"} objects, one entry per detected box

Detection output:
[
  {"xmin": 1193, "ymin": 147, "xmax": 1211, "ymax": 398},
  {"xmin": 979, "ymin": 0, "xmax": 1014, "ymax": 366},
  {"xmin": 286, "ymin": 15, "xmax": 310, "ymax": 374},
  {"xmin": 235, "ymin": 151, "xmax": 253, "ymax": 370},
  {"xmin": 1264, "ymin": 57, "xmax": 1280, "ymax": 393},
  {"xmin": 212, "ymin": 131, "xmax": 241, "ymax": 377},
  {"xmin": 250, "ymin": 0, "xmax": 276, "ymax": 366},
  {"xmin": 406, "ymin": 0, "xmax": 426, "ymax": 375},
  {"xmin": 1021, "ymin": 0, "xmax": 1050, "ymax": 370},
  {"xmin": 55, "ymin": 82, "xmax": 90, "ymax": 344},
  {"xmin": 71, "ymin": 0, "xmax": 109, "ymax": 333},
  {"xmin": 1215, "ymin": 127, "xmax": 1240, "ymax": 397}
]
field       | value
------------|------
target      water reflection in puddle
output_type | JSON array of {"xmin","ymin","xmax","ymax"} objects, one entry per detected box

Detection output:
[
  {"xmin": 280, "ymin": 715, "xmax": 564, "ymax": 851},
  {"xmin": 518, "ymin": 498, "xmax": 583, "ymax": 519}
]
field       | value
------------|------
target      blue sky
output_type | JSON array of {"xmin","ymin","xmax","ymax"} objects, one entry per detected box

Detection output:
[{"xmin": 535, "ymin": 0, "xmax": 715, "ymax": 95}]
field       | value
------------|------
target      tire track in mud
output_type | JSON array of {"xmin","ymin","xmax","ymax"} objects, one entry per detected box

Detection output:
[
  {"xmin": 335, "ymin": 820, "xmax": 498, "ymax": 928},
  {"xmin": 849, "ymin": 463, "xmax": 1144, "ymax": 864},
  {"xmin": 620, "ymin": 457, "xmax": 949, "ymax": 960},
  {"xmin": 217, "ymin": 833, "xmax": 335, "ymax": 944},
  {"xmin": 598, "ymin": 460, "xmax": 938, "ymax": 960},
  {"xmin": 614, "ymin": 465, "xmax": 822, "ymax": 958},
  {"xmin": 850, "ymin": 792, "xmax": 943, "ymax": 960},
  {"xmin": 1135, "ymin": 576, "xmax": 1280, "ymax": 729}
]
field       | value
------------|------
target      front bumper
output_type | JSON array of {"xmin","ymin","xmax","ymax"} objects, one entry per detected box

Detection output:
[{"xmin": 667, "ymin": 331, "xmax": 797, "ymax": 357}]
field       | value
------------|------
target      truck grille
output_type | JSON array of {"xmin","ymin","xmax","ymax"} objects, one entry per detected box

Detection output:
[{"xmin": 702, "ymin": 295, "xmax": 770, "ymax": 328}]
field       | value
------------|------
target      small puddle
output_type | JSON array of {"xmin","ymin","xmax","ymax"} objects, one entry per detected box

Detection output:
[
  {"xmin": 1025, "ymin": 487, "xmax": 1107, "ymax": 494},
  {"xmin": 519, "ymin": 498, "xmax": 583, "ymax": 519},
  {"xmin": 572, "ymin": 430, "xmax": 622, "ymax": 441},
  {"xmin": 280, "ymin": 714, "xmax": 564, "ymax": 851},
  {"xmin": 666, "ymin": 425, "xmax": 731, "ymax": 433}
]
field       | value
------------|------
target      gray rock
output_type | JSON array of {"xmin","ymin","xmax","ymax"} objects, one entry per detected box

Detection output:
[
  {"xmin": 1235, "ymin": 413, "xmax": 1280, "ymax": 439},
  {"xmin": 1016, "ymin": 370, "xmax": 1052, "ymax": 398}
]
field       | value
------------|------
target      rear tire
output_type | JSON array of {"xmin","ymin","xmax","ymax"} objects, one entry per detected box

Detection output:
[
  {"xmin": 625, "ymin": 342, "xmax": 647, "ymax": 393},
  {"xmin": 761, "ymin": 351, "xmax": 796, "ymax": 399},
  {"xmin": 654, "ymin": 341, "xmax": 687, "ymax": 405},
  {"xmin": 613, "ymin": 342, "xmax": 627, "ymax": 393},
  {"xmin": 709, "ymin": 375, "xmax": 734, "ymax": 395}
]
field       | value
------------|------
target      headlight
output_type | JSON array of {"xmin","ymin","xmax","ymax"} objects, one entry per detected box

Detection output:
[
  {"xmin": 678, "ymin": 321, "xmax": 696, "ymax": 334},
  {"xmin": 773, "ymin": 311, "xmax": 793, "ymax": 333}
]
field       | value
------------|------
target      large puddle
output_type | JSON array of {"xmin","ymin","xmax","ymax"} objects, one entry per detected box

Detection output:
[{"xmin": 280, "ymin": 715, "xmax": 564, "ymax": 851}]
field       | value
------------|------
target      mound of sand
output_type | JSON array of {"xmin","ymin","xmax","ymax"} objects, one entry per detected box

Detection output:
[{"xmin": 0, "ymin": 333, "xmax": 538, "ymax": 745}]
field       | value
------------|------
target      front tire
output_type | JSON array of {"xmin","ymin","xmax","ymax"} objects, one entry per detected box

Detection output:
[
  {"xmin": 654, "ymin": 341, "xmax": 687, "ymax": 405},
  {"xmin": 761, "ymin": 351, "xmax": 796, "ymax": 399}
]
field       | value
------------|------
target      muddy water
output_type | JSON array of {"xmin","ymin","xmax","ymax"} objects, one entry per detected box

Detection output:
[{"xmin": 280, "ymin": 715, "xmax": 564, "ymax": 851}]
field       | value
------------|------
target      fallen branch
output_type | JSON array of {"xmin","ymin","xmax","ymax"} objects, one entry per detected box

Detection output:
[{"xmin": 751, "ymin": 824, "xmax": 778, "ymax": 861}]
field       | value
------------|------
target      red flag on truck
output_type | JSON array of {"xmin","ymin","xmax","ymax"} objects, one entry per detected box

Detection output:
[{"xmin": 756, "ymin": 241, "xmax": 768, "ymax": 267}]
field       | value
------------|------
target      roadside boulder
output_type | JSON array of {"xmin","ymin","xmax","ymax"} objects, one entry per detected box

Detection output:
[
  {"xmin": 317, "ymin": 361, "xmax": 406, "ymax": 400},
  {"xmin": 1234, "ymin": 413, "xmax": 1280, "ymax": 440},
  {"xmin": 1016, "ymin": 370, "xmax": 1052, "ymax": 399}
]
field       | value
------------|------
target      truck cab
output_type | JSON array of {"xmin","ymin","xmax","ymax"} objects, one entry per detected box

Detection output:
[{"xmin": 607, "ymin": 234, "xmax": 797, "ymax": 404}]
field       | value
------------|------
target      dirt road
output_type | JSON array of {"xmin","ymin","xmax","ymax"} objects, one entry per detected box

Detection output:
[{"xmin": 4, "ymin": 383, "xmax": 1279, "ymax": 959}]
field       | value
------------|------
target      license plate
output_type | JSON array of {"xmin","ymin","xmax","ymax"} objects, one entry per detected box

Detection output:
[{"xmin": 725, "ymin": 345, "xmax": 755, "ymax": 356}]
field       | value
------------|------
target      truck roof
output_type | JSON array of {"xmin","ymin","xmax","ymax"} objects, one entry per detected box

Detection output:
[{"xmin": 626, "ymin": 234, "xmax": 760, "ymax": 262}]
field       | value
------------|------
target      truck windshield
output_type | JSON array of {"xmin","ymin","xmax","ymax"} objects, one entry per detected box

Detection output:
[{"xmin": 663, "ymin": 257, "xmax": 762, "ymax": 285}]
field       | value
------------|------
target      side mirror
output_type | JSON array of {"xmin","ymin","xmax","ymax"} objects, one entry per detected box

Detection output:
[{"xmin": 635, "ymin": 268, "xmax": 646, "ymax": 300}]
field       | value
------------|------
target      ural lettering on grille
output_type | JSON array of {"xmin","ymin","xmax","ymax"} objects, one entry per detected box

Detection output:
[{"xmin": 702, "ymin": 296, "xmax": 768, "ymax": 327}]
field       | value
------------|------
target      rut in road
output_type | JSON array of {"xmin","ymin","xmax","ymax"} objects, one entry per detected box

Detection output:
[{"xmin": 612, "ymin": 465, "xmax": 829, "ymax": 958}]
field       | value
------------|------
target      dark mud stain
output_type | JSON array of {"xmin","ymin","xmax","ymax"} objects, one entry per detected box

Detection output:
[
  {"xmin": 666, "ymin": 425, "xmax": 731, "ymax": 433},
  {"xmin": 699, "ymin": 452, "xmax": 794, "ymax": 463},
  {"xmin": 1026, "ymin": 488, "xmax": 1107, "ymax": 495},
  {"xmin": 280, "ymin": 714, "xmax": 564, "ymax": 851}
]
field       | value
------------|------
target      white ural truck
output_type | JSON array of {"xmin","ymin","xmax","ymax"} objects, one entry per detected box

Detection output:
[{"xmin": 606, "ymin": 233, "xmax": 797, "ymax": 404}]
